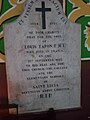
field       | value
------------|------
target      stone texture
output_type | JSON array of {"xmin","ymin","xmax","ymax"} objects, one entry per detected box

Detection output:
[{"xmin": 4, "ymin": 0, "xmax": 81, "ymax": 114}]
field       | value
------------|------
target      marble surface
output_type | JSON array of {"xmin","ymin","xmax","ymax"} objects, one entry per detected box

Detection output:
[{"xmin": 4, "ymin": 0, "xmax": 81, "ymax": 114}]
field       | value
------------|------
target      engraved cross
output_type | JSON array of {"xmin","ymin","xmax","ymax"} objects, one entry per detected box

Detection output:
[{"xmin": 35, "ymin": 1, "xmax": 51, "ymax": 29}]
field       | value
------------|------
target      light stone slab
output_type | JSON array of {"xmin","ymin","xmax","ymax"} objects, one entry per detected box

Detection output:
[{"xmin": 4, "ymin": 0, "xmax": 81, "ymax": 114}]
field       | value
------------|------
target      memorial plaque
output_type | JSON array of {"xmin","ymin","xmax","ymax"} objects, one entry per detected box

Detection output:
[{"xmin": 4, "ymin": 0, "xmax": 81, "ymax": 114}]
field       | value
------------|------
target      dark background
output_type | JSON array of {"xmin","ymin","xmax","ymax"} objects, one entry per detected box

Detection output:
[{"xmin": 0, "ymin": 0, "xmax": 90, "ymax": 119}]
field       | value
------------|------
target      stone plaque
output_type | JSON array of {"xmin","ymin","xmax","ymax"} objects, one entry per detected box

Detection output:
[{"xmin": 4, "ymin": 0, "xmax": 81, "ymax": 114}]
